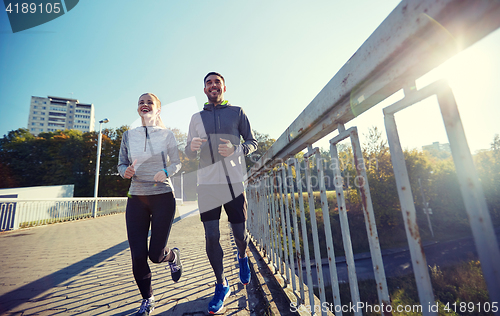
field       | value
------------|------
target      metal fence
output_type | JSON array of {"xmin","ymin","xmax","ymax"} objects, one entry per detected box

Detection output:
[
  {"xmin": 0, "ymin": 197, "xmax": 127, "ymax": 231},
  {"xmin": 0, "ymin": 175, "xmax": 185, "ymax": 231},
  {"xmin": 170, "ymin": 173, "xmax": 185, "ymax": 204},
  {"xmin": 245, "ymin": 1, "xmax": 500, "ymax": 315}
]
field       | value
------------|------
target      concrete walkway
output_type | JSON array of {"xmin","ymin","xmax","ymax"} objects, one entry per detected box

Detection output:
[{"xmin": 0, "ymin": 201, "xmax": 279, "ymax": 315}]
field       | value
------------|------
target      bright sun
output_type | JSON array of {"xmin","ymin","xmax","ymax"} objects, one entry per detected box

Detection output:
[
  {"xmin": 416, "ymin": 44, "xmax": 494, "ymax": 98},
  {"xmin": 315, "ymin": 29, "xmax": 500, "ymax": 154},
  {"xmin": 405, "ymin": 37, "xmax": 499, "ymax": 153}
]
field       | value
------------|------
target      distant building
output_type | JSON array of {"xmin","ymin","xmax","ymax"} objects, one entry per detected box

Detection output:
[
  {"xmin": 422, "ymin": 141, "xmax": 451, "ymax": 153},
  {"xmin": 27, "ymin": 96, "xmax": 95, "ymax": 135}
]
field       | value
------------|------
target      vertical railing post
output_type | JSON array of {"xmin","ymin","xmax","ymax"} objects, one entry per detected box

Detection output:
[
  {"xmin": 281, "ymin": 165, "xmax": 293, "ymax": 285},
  {"xmin": 246, "ymin": 181, "xmax": 254, "ymax": 240},
  {"xmin": 260, "ymin": 176, "xmax": 267, "ymax": 255},
  {"xmin": 278, "ymin": 170, "xmax": 288, "ymax": 278},
  {"xmin": 315, "ymin": 147, "xmax": 345, "ymax": 315},
  {"xmin": 253, "ymin": 177, "xmax": 262, "ymax": 248},
  {"xmin": 286, "ymin": 161, "xmax": 303, "ymax": 302},
  {"xmin": 271, "ymin": 172, "xmax": 280, "ymax": 272},
  {"xmin": 382, "ymin": 79, "xmax": 500, "ymax": 314},
  {"xmin": 265, "ymin": 175, "xmax": 273, "ymax": 262},
  {"xmin": 294, "ymin": 158, "xmax": 316, "ymax": 311},
  {"xmin": 349, "ymin": 127, "xmax": 392, "ymax": 314},
  {"xmin": 437, "ymin": 84, "xmax": 500, "ymax": 310},
  {"xmin": 305, "ymin": 145, "xmax": 327, "ymax": 315},
  {"xmin": 384, "ymin": 111, "xmax": 436, "ymax": 315}
]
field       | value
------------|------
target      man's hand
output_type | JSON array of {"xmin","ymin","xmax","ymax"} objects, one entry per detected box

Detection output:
[
  {"xmin": 124, "ymin": 159, "xmax": 137, "ymax": 179},
  {"xmin": 190, "ymin": 137, "xmax": 207, "ymax": 152},
  {"xmin": 154, "ymin": 170, "xmax": 167, "ymax": 182},
  {"xmin": 218, "ymin": 138, "xmax": 235, "ymax": 157}
]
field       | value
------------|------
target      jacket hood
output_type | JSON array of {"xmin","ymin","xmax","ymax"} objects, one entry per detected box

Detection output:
[{"xmin": 203, "ymin": 100, "xmax": 229, "ymax": 111}]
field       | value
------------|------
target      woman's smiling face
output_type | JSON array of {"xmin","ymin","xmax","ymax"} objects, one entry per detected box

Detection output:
[{"xmin": 138, "ymin": 93, "xmax": 161, "ymax": 119}]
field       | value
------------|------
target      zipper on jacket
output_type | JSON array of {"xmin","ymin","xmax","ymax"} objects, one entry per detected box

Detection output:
[
  {"xmin": 207, "ymin": 134, "xmax": 215, "ymax": 164},
  {"xmin": 208, "ymin": 107, "xmax": 216, "ymax": 164},
  {"xmin": 213, "ymin": 108, "xmax": 218, "ymax": 133},
  {"xmin": 213, "ymin": 109, "xmax": 218, "ymax": 161}
]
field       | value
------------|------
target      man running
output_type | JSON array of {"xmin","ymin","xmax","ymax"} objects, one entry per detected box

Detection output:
[{"xmin": 185, "ymin": 72, "xmax": 257, "ymax": 314}]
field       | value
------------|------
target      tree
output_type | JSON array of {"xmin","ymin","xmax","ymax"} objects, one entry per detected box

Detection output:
[
  {"xmin": 0, "ymin": 127, "xmax": 129, "ymax": 196},
  {"xmin": 0, "ymin": 127, "xmax": 283, "ymax": 200},
  {"xmin": 246, "ymin": 130, "xmax": 276, "ymax": 171},
  {"xmin": 166, "ymin": 126, "xmax": 198, "ymax": 176},
  {"xmin": 0, "ymin": 128, "xmax": 47, "ymax": 188},
  {"xmin": 474, "ymin": 134, "xmax": 500, "ymax": 223},
  {"xmin": 363, "ymin": 126, "xmax": 389, "ymax": 158},
  {"xmin": 47, "ymin": 131, "xmax": 82, "ymax": 195},
  {"xmin": 97, "ymin": 127, "xmax": 129, "ymax": 197},
  {"xmin": 423, "ymin": 147, "xmax": 451, "ymax": 160},
  {"xmin": 361, "ymin": 127, "xmax": 402, "ymax": 235}
]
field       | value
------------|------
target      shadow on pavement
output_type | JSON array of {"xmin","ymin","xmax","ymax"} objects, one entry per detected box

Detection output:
[{"xmin": 0, "ymin": 240, "xmax": 131, "ymax": 314}]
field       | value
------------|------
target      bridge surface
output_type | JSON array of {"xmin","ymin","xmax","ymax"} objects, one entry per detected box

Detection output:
[{"xmin": 0, "ymin": 202, "xmax": 294, "ymax": 316}]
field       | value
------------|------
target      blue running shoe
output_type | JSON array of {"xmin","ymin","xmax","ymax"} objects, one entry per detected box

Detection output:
[
  {"xmin": 208, "ymin": 278, "xmax": 230, "ymax": 314},
  {"xmin": 238, "ymin": 253, "xmax": 251, "ymax": 285}
]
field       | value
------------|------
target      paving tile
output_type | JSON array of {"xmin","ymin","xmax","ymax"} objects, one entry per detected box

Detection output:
[{"xmin": 0, "ymin": 202, "xmax": 279, "ymax": 316}]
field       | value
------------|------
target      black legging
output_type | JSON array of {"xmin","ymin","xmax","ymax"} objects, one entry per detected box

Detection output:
[
  {"xmin": 203, "ymin": 220, "xmax": 249, "ymax": 285},
  {"xmin": 125, "ymin": 192, "xmax": 176, "ymax": 299}
]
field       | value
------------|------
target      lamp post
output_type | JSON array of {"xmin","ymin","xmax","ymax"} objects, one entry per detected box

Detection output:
[
  {"xmin": 418, "ymin": 178, "xmax": 434, "ymax": 238},
  {"xmin": 180, "ymin": 171, "xmax": 185, "ymax": 205},
  {"xmin": 93, "ymin": 118, "xmax": 109, "ymax": 217}
]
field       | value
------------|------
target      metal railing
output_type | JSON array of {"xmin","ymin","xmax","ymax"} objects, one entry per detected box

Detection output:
[
  {"xmin": 245, "ymin": 1, "xmax": 500, "ymax": 315},
  {"xmin": 383, "ymin": 79, "xmax": 500, "ymax": 311},
  {"xmin": 171, "ymin": 173, "xmax": 185, "ymax": 205},
  {"xmin": 0, "ymin": 197, "xmax": 127, "ymax": 231}
]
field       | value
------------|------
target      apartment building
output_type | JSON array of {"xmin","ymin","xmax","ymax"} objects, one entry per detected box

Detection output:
[
  {"xmin": 28, "ymin": 96, "xmax": 95, "ymax": 135},
  {"xmin": 422, "ymin": 141, "xmax": 451, "ymax": 153}
]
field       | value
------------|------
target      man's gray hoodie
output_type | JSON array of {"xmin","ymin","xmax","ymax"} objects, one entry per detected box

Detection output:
[{"xmin": 185, "ymin": 100, "xmax": 257, "ymax": 186}]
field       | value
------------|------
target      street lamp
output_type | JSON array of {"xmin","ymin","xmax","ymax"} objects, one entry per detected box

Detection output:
[
  {"xmin": 93, "ymin": 118, "xmax": 109, "ymax": 217},
  {"xmin": 180, "ymin": 171, "xmax": 185, "ymax": 205},
  {"xmin": 418, "ymin": 178, "xmax": 434, "ymax": 238}
]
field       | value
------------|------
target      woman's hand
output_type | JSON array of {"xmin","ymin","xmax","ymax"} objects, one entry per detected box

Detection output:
[
  {"xmin": 124, "ymin": 159, "xmax": 137, "ymax": 179},
  {"xmin": 154, "ymin": 170, "xmax": 167, "ymax": 182}
]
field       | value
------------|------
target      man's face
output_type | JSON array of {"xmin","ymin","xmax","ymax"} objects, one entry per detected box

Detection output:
[{"xmin": 204, "ymin": 74, "xmax": 226, "ymax": 104}]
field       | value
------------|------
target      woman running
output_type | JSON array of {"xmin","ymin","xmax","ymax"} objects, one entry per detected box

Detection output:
[{"xmin": 118, "ymin": 93, "xmax": 182, "ymax": 316}]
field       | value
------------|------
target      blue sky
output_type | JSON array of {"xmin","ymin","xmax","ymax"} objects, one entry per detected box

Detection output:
[{"xmin": 1, "ymin": 1, "xmax": 499, "ymax": 154}]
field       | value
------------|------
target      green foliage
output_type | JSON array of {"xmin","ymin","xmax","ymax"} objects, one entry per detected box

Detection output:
[
  {"xmin": 0, "ymin": 126, "xmax": 274, "ymax": 198},
  {"xmin": 474, "ymin": 134, "xmax": 500, "ymax": 223},
  {"xmin": 424, "ymin": 147, "xmax": 452, "ymax": 160},
  {"xmin": 280, "ymin": 127, "xmax": 498, "ymax": 315},
  {"xmin": 320, "ymin": 260, "xmax": 488, "ymax": 316},
  {"xmin": 172, "ymin": 127, "xmax": 199, "ymax": 177},
  {"xmin": 363, "ymin": 128, "xmax": 402, "ymax": 245},
  {"xmin": 246, "ymin": 129, "xmax": 276, "ymax": 171},
  {"xmin": 287, "ymin": 190, "xmax": 370, "ymax": 259},
  {"xmin": 284, "ymin": 127, "xmax": 499, "ymax": 262},
  {"xmin": 0, "ymin": 127, "xmax": 274, "ymax": 199},
  {"xmin": 0, "ymin": 127, "xmax": 131, "ymax": 197}
]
